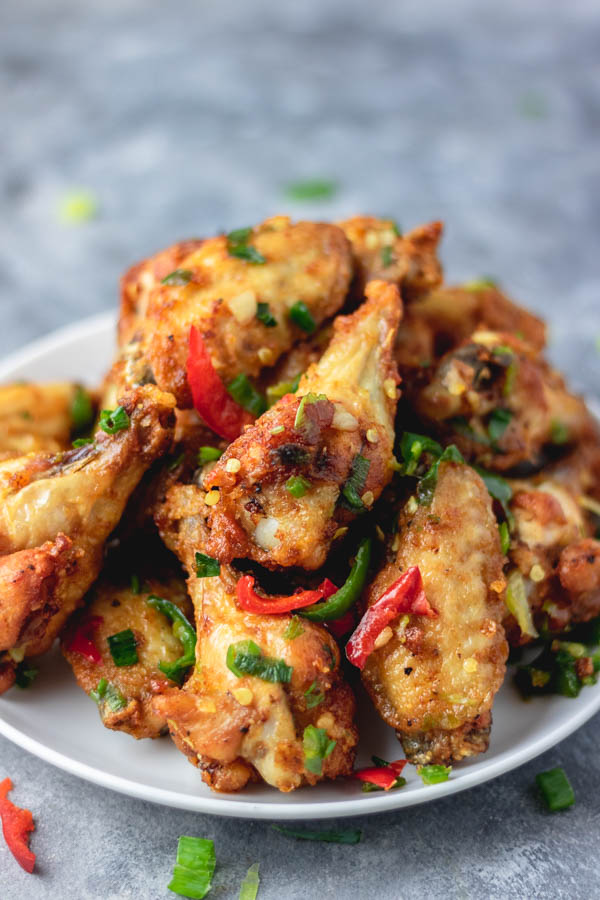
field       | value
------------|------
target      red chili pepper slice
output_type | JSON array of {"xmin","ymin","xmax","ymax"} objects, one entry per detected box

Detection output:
[
  {"xmin": 236, "ymin": 575, "xmax": 337, "ymax": 615},
  {"xmin": 65, "ymin": 615, "xmax": 103, "ymax": 664},
  {"xmin": 0, "ymin": 778, "xmax": 35, "ymax": 873},
  {"xmin": 326, "ymin": 608, "xmax": 358, "ymax": 640},
  {"xmin": 346, "ymin": 567, "xmax": 435, "ymax": 669},
  {"xmin": 187, "ymin": 326, "xmax": 254, "ymax": 441},
  {"xmin": 355, "ymin": 766, "xmax": 399, "ymax": 791}
]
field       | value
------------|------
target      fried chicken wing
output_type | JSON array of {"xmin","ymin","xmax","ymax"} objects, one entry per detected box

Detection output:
[
  {"xmin": 0, "ymin": 385, "xmax": 175, "ymax": 689},
  {"xmin": 202, "ymin": 280, "xmax": 402, "ymax": 570},
  {"xmin": 413, "ymin": 330, "xmax": 592, "ymax": 472},
  {"xmin": 361, "ymin": 461, "xmax": 508, "ymax": 765},
  {"xmin": 62, "ymin": 565, "xmax": 192, "ymax": 739},
  {"xmin": 153, "ymin": 490, "xmax": 357, "ymax": 792},
  {"xmin": 0, "ymin": 382, "xmax": 93, "ymax": 460},
  {"xmin": 338, "ymin": 217, "xmax": 443, "ymax": 301},
  {"xmin": 113, "ymin": 216, "xmax": 353, "ymax": 407}
]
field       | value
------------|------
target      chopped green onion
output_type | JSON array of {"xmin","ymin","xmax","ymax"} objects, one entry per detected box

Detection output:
[
  {"xmin": 70, "ymin": 385, "xmax": 94, "ymax": 432},
  {"xmin": 304, "ymin": 680, "xmax": 325, "ymax": 709},
  {"xmin": 166, "ymin": 452, "xmax": 185, "ymax": 471},
  {"xmin": 488, "ymin": 408, "xmax": 513, "ymax": 446},
  {"xmin": 197, "ymin": 446, "xmax": 223, "ymax": 465},
  {"xmin": 270, "ymin": 425, "xmax": 285, "ymax": 435},
  {"xmin": 147, "ymin": 595, "xmax": 197, "ymax": 685},
  {"xmin": 463, "ymin": 277, "xmax": 497, "ymax": 292},
  {"xmin": 503, "ymin": 359, "xmax": 519, "ymax": 397},
  {"xmin": 419, "ymin": 764, "xmax": 451, "ymax": 785},
  {"xmin": 550, "ymin": 420, "xmax": 569, "ymax": 445},
  {"xmin": 59, "ymin": 190, "xmax": 98, "ymax": 223},
  {"xmin": 107, "ymin": 629, "xmax": 138, "ymax": 667},
  {"xmin": 536, "ymin": 768, "xmax": 575, "ymax": 812},
  {"xmin": 161, "ymin": 269, "xmax": 193, "ymax": 286},
  {"xmin": 256, "ymin": 302, "xmax": 277, "ymax": 327},
  {"xmin": 227, "ymin": 227, "xmax": 252, "ymax": 243},
  {"xmin": 15, "ymin": 662, "xmax": 38, "ymax": 689},
  {"xmin": 130, "ymin": 574, "xmax": 141, "ymax": 595},
  {"xmin": 227, "ymin": 375, "xmax": 266, "ymax": 417},
  {"xmin": 417, "ymin": 445, "xmax": 463, "ymax": 505},
  {"xmin": 167, "ymin": 836, "xmax": 216, "ymax": 899},
  {"xmin": 474, "ymin": 466, "xmax": 514, "ymax": 526},
  {"xmin": 285, "ymin": 475, "xmax": 311, "ymax": 498},
  {"xmin": 226, "ymin": 640, "xmax": 292, "ymax": 683},
  {"xmin": 99, "ymin": 405, "xmax": 130, "ymax": 435},
  {"xmin": 381, "ymin": 246, "xmax": 394, "ymax": 267},
  {"xmin": 195, "ymin": 552, "xmax": 220, "ymax": 579},
  {"xmin": 226, "ymin": 228, "xmax": 266, "ymax": 265},
  {"xmin": 302, "ymin": 724, "xmax": 336, "ymax": 776},
  {"xmin": 72, "ymin": 437, "xmax": 94, "ymax": 447},
  {"xmin": 272, "ymin": 825, "xmax": 361, "ymax": 844},
  {"xmin": 284, "ymin": 179, "xmax": 338, "ymax": 201},
  {"xmin": 283, "ymin": 616, "xmax": 305, "ymax": 641},
  {"xmin": 289, "ymin": 301, "xmax": 316, "ymax": 334},
  {"xmin": 499, "ymin": 521, "xmax": 510, "ymax": 555},
  {"xmin": 266, "ymin": 373, "xmax": 302, "ymax": 407},
  {"xmin": 341, "ymin": 454, "xmax": 371, "ymax": 510},
  {"xmin": 294, "ymin": 392, "xmax": 328, "ymax": 430},
  {"xmin": 505, "ymin": 570, "xmax": 538, "ymax": 639},
  {"xmin": 238, "ymin": 862, "xmax": 260, "ymax": 900},
  {"xmin": 398, "ymin": 432, "xmax": 443, "ymax": 476},
  {"xmin": 90, "ymin": 678, "xmax": 127, "ymax": 712}
]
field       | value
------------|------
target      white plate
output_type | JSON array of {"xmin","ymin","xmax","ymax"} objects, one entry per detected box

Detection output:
[{"xmin": 0, "ymin": 312, "xmax": 599, "ymax": 820}]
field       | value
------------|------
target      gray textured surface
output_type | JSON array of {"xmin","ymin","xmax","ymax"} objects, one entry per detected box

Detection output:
[{"xmin": 1, "ymin": 0, "xmax": 600, "ymax": 897}]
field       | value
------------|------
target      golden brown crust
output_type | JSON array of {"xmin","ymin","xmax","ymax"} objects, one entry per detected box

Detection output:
[{"xmin": 0, "ymin": 382, "xmax": 93, "ymax": 460}]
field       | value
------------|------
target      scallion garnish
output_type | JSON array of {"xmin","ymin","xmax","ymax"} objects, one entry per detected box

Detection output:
[
  {"xmin": 289, "ymin": 301, "xmax": 316, "ymax": 334},
  {"xmin": 550, "ymin": 420, "xmax": 569, "ymax": 445},
  {"xmin": 70, "ymin": 385, "xmax": 94, "ymax": 432},
  {"xmin": 256, "ymin": 302, "xmax": 277, "ymax": 327},
  {"xmin": 536, "ymin": 767, "xmax": 575, "ymax": 812},
  {"xmin": 381, "ymin": 246, "xmax": 394, "ymax": 267},
  {"xmin": 463, "ymin": 277, "xmax": 498, "ymax": 292},
  {"xmin": 266, "ymin": 372, "xmax": 302, "ymax": 407},
  {"xmin": 284, "ymin": 179, "xmax": 338, "ymax": 201},
  {"xmin": 72, "ymin": 437, "xmax": 94, "ymax": 447},
  {"xmin": 167, "ymin": 836, "xmax": 215, "ymax": 899},
  {"xmin": 417, "ymin": 445, "xmax": 464, "ymax": 505},
  {"xmin": 304, "ymin": 680, "xmax": 325, "ymax": 709},
  {"xmin": 195, "ymin": 552, "xmax": 220, "ymax": 579},
  {"xmin": 283, "ymin": 616, "xmax": 305, "ymax": 641},
  {"xmin": 161, "ymin": 268, "xmax": 193, "ymax": 286},
  {"xmin": 302, "ymin": 724, "xmax": 336, "ymax": 776},
  {"xmin": 294, "ymin": 392, "xmax": 328, "ymax": 430},
  {"xmin": 418, "ymin": 764, "xmax": 451, "ymax": 785},
  {"xmin": 226, "ymin": 640, "xmax": 292, "ymax": 683},
  {"xmin": 398, "ymin": 432, "xmax": 443, "ymax": 476},
  {"xmin": 168, "ymin": 452, "xmax": 185, "ymax": 471},
  {"xmin": 238, "ymin": 862, "xmax": 260, "ymax": 900},
  {"xmin": 107, "ymin": 629, "xmax": 138, "ymax": 667},
  {"xmin": 499, "ymin": 521, "xmax": 510, "ymax": 555},
  {"xmin": 474, "ymin": 466, "xmax": 514, "ymax": 526},
  {"xmin": 285, "ymin": 475, "xmax": 311, "ymax": 498},
  {"xmin": 147, "ymin": 595, "xmax": 197, "ymax": 685},
  {"xmin": 487, "ymin": 408, "xmax": 512, "ymax": 446},
  {"xmin": 90, "ymin": 678, "xmax": 127, "ymax": 712},
  {"xmin": 226, "ymin": 227, "xmax": 266, "ymax": 265},
  {"xmin": 227, "ymin": 375, "xmax": 266, "ymax": 417},
  {"xmin": 340, "ymin": 454, "xmax": 371, "ymax": 510},
  {"xmin": 197, "ymin": 446, "xmax": 223, "ymax": 465},
  {"xmin": 130, "ymin": 573, "xmax": 141, "ymax": 595},
  {"xmin": 271, "ymin": 824, "xmax": 361, "ymax": 844},
  {"xmin": 15, "ymin": 662, "xmax": 38, "ymax": 689},
  {"xmin": 99, "ymin": 405, "xmax": 130, "ymax": 434}
]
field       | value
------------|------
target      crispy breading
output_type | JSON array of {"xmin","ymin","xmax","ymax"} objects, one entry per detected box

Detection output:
[
  {"xmin": 114, "ymin": 216, "xmax": 353, "ymax": 408},
  {"xmin": 338, "ymin": 217, "xmax": 443, "ymax": 301},
  {"xmin": 153, "ymin": 492, "xmax": 357, "ymax": 793},
  {"xmin": 361, "ymin": 462, "xmax": 508, "ymax": 765},
  {"xmin": 62, "ymin": 568, "xmax": 192, "ymax": 739},
  {"xmin": 202, "ymin": 281, "xmax": 402, "ymax": 570},
  {"xmin": 0, "ymin": 385, "xmax": 175, "ymax": 690},
  {"xmin": 0, "ymin": 382, "xmax": 90, "ymax": 460}
]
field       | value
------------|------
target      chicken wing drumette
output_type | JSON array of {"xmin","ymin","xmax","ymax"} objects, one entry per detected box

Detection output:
[
  {"xmin": 153, "ymin": 494, "xmax": 357, "ymax": 793},
  {"xmin": 202, "ymin": 280, "xmax": 402, "ymax": 570},
  {"xmin": 411, "ymin": 329, "xmax": 594, "ymax": 472},
  {"xmin": 361, "ymin": 460, "xmax": 508, "ymax": 765},
  {"xmin": 62, "ymin": 562, "xmax": 192, "ymax": 739},
  {"xmin": 0, "ymin": 385, "xmax": 175, "ymax": 691}
]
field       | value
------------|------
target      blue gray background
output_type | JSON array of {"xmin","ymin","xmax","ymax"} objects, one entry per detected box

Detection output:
[{"xmin": 1, "ymin": 0, "xmax": 600, "ymax": 897}]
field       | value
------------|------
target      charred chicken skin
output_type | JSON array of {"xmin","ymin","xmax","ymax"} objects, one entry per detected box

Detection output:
[
  {"xmin": 202, "ymin": 280, "xmax": 402, "ymax": 570},
  {"xmin": 154, "ymin": 494, "xmax": 357, "ymax": 793},
  {"xmin": 361, "ymin": 461, "xmax": 508, "ymax": 765},
  {"xmin": 0, "ymin": 385, "xmax": 174, "ymax": 691}
]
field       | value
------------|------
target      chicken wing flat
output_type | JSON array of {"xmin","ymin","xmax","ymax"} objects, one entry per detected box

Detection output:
[
  {"xmin": 62, "ymin": 564, "xmax": 192, "ymax": 739},
  {"xmin": 153, "ymin": 490, "xmax": 357, "ymax": 793},
  {"xmin": 0, "ymin": 382, "xmax": 94, "ymax": 460},
  {"xmin": 202, "ymin": 280, "xmax": 402, "ymax": 570},
  {"xmin": 361, "ymin": 461, "xmax": 508, "ymax": 765},
  {"xmin": 0, "ymin": 385, "xmax": 175, "ymax": 690},
  {"xmin": 112, "ymin": 216, "xmax": 353, "ymax": 408},
  {"xmin": 338, "ymin": 217, "xmax": 443, "ymax": 301},
  {"xmin": 412, "ymin": 329, "xmax": 594, "ymax": 472}
]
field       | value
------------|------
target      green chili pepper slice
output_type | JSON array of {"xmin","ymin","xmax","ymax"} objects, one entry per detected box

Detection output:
[
  {"xmin": 146, "ymin": 594, "xmax": 197, "ymax": 684},
  {"xmin": 299, "ymin": 537, "xmax": 372, "ymax": 622}
]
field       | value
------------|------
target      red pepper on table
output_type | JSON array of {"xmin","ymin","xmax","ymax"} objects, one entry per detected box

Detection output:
[
  {"xmin": 346, "ymin": 566, "xmax": 436, "ymax": 669},
  {"xmin": 65, "ymin": 615, "xmax": 103, "ymax": 664},
  {"xmin": 355, "ymin": 759, "xmax": 407, "ymax": 791},
  {"xmin": 0, "ymin": 778, "xmax": 35, "ymax": 873},
  {"xmin": 187, "ymin": 326, "xmax": 254, "ymax": 441},
  {"xmin": 236, "ymin": 575, "xmax": 337, "ymax": 615}
]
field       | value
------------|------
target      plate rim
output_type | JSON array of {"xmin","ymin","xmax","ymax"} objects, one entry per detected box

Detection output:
[{"xmin": 1, "ymin": 311, "xmax": 599, "ymax": 820}]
